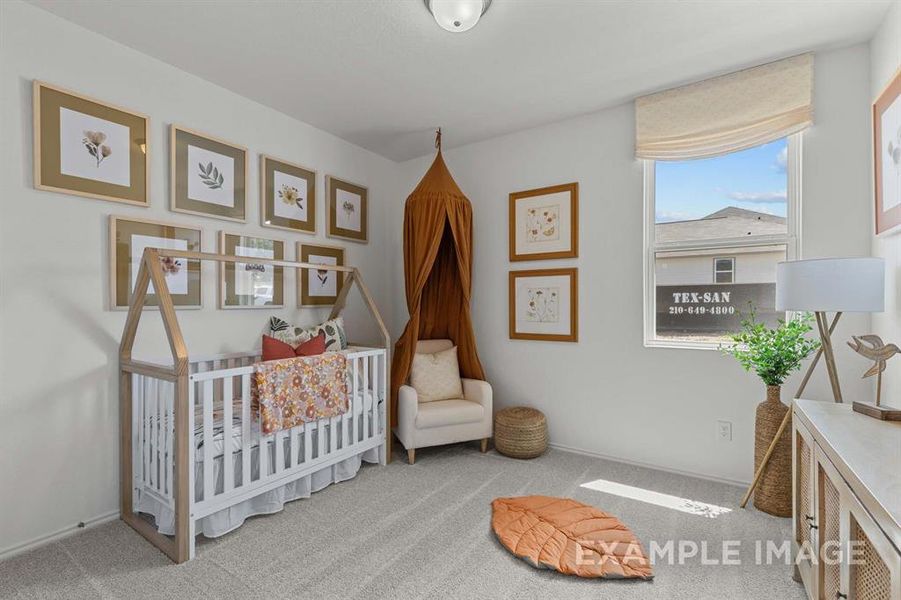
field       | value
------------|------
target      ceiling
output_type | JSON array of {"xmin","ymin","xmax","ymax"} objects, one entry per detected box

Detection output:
[{"xmin": 29, "ymin": 0, "xmax": 892, "ymax": 162}]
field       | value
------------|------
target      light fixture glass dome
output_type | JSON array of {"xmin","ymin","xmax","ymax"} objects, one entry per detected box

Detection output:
[{"xmin": 427, "ymin": 0, "xmax": 490, "ymax": 33}]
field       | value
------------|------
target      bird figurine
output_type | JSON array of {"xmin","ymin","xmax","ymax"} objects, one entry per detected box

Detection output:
[{"xmin": 847, "ymin": 334, "xmax": 900, "ymax": 406}]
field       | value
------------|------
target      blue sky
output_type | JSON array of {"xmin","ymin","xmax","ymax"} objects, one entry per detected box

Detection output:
[{"xmin": 655, "ymin": 138, "xmax": 788, "ymax": 223}]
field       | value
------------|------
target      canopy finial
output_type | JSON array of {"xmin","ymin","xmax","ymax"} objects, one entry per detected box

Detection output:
[{"xmin": 435, "ymin": 128, "xmax": 442, "ymax": 151}]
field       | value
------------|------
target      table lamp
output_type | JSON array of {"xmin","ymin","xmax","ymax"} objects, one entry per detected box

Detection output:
[{"xmin": 740, "ymin": 257, "xmax": 885, "ymax": 509}]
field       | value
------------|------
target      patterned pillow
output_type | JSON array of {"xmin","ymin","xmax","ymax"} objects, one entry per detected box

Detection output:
[
  {"xmin": 268, "ymin": 316, "xmax": 348, "ymax": 351},
  {"xmin": 410, "ymin": 346, "xmax": 464, "ymax": 402}
]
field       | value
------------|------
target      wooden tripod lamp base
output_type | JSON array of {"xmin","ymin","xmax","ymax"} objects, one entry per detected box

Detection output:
[{"xmin": 852, "ymin": 401, "xmax": 901, "ymax": 421}]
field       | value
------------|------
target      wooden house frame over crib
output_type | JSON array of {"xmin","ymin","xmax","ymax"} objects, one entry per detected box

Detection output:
[{"xmin": 119, "ymin": 247, "xmax": 391, "ymax": 563}]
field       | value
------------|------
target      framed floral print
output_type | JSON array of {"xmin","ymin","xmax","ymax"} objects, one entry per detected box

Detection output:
[
  {"xmin": 509, "ymin": 268, "xmax": 578, "ymax": 342},
  {"xmin": 298, "ymin": 243, "xmax": 345, "ymax": 307},
  {"xmin": 875, "ymin": 68, "xmax": 901, "ymax": 234},
  {"xmin": 109, "ymin": 216, "xmax": 202, "ymax": 310},
  {"xmin": 218, "ymin": 232, "xmax": 285, "ymax": 309},
  {"xmin": 509, "ymin": 182, "xmax": 578, "ymax": 261},
  {"xmin": 33, "ymin": 81, "xmax": 149, "ymax": 206},
  {"xmin": 326, "ymin": 175, "xmax": 368, "ymax": 243},
  {"xmin": 261, "ymin": 154, "xmax": 316, "ymax": 234},
  {"xmin": 170, "ymin": 125, "xmax": 247, "ymax": 222}
]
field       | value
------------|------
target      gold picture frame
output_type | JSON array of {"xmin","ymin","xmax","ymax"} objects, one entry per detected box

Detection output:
[
  {"xmin": 34, "ymin": 81, "xmax": 149, "ymax": 206},
  {"xmin": 218, "ymin": 232, "xmax": 285, "ymax": 309},
  {"xmin": 326, "ymin": 175, "xmax": 368, "ymax": 243},
  {"xmin": 170, "ymin": 125, "xmax": 247, "ymax": 222},
  {"xmin": 109, "ymin": 215, "xmax": 202, "ymax": 310},
  {"xmin": 260, "ymin": 154, "xmax": 316, "ymax": 234},
  {"xmin": 298, "ymin": 242, "xmax": 345, "ymax": 307},
  {"xmin": 509, "ymin": 182, "xmax": 578, "ymax": 261},
  {"xmin": 509, "ymin": 268, "xmax": 578, "ymax": 342}
]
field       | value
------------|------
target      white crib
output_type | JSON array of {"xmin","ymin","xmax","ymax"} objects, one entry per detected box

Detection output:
[
  {"xmin": 129, "ymin": 348, "xmax": 386, "ymax": 560},
  {"xmin": 119, "ymin": 248, "xmax": 391, "ymax": 563}
]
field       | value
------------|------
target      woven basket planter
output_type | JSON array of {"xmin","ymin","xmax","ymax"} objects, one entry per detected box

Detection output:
[
  {"xmin": 495, "ymin": 407, "xmax": 548, "ymax": 459},
  {"xmin": 753, "ymin": 385, "xmax": 792, "ymax": 517}
]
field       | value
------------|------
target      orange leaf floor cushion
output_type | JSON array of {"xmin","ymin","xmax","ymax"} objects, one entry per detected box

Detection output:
[{"xmin": 491, "ymin": 496, "xmax": 653, "ymax": 580}]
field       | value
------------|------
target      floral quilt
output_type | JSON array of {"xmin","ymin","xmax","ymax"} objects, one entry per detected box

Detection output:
[{"xmin": 252, "ymin": 353, "xmax": 349, "ymax": 434}]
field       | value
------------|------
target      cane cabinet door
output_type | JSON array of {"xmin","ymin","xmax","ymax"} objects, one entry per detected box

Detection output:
[{"xmin": 794, "ymin": 416, "xmax": 818, "ymax": 596}]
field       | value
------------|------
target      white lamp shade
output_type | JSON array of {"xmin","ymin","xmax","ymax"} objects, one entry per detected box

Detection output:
[
  {"xmin": 429, "ymin": 0, "xmax": 485, "ymax": 32},
  {"xmin": 776, "ymin": 258, "xmax": 884, "ymax": 312}
]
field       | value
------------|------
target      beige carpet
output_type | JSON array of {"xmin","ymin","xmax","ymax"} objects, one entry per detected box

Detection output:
[{"xmin": 1, "ymin": 445, "xmax": 805, "ymax": 599}]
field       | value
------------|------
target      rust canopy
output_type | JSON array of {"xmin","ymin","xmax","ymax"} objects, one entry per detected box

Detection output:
[{"xmin": 390, "ymin": 145, "xmax": 486, "ymax": 424}]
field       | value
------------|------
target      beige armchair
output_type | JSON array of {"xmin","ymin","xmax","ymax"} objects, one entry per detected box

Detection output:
[{"xmin": 395, "ymin": 339, "xmax": 492, "ymax": 464}]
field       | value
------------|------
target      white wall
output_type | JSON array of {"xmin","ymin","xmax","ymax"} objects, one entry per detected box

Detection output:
[
  {"xmin": 390, "ymin": 44, "xmax": 874, "ymax": 486},
  {"xmin": 0, "ymin": 1, "xmax": 397, "ymax": 555},
  {"xmin": 871, "ymin": 0, "xmax": 901, "ymax": 398}
]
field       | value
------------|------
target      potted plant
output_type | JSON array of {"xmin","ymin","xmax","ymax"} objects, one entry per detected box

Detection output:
[{"xmin": 722, "ymin": 310, "xmax": 819, "ymax": 517}]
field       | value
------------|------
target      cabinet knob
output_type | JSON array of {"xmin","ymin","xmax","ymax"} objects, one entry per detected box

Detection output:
[{"xmin": 835, "ymin": 593, "xmax": 847, "ymax": 599}]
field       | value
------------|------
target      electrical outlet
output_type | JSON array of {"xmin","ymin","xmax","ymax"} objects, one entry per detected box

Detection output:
[{"xmin": 716, "ymin": 420, "xmax": 733, "ymax": 442}]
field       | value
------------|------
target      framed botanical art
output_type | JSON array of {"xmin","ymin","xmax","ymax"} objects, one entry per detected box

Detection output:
[
  {"xmin": 170, "ymin": 125, "xmax": 247, "ymax": 222},
  {"xmin": 509, "ymin": 182, "xmax": 578, "ymax": 261},
  {"xmin": 875, "ymin": 67, "xmax": 901, "ymax": 234},
  {"xmin": 218, "ymin": 232, "xmax": 285, "ymax": 309},
  {"xmin": 326, "ymin": 175, "xmax": 368, "ymax": 243},
  {"xmin": 33, "ymin": 81, "xmax": 149, "ymax": 206},
  {"xmin": 298, "ymin": 243, "xmax": 345, "ymax": 307},
  {"xmin": 509, "ymin": 268, "xmax": 578, "ymax": 342},
  {"xmin": 261, "ymin": 154, "xmax": 316, "ymax": 234},
  {"xmin": 109, "ymin": 216, "xmax": 202, "ymax": 310}
]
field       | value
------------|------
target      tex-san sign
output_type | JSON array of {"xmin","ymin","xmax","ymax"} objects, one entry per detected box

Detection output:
[{"xmin": 671, "ymin": 291, "xmax": 732, "ymax": 304}]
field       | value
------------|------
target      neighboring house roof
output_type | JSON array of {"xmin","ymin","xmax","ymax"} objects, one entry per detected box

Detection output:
[{"xmin": 656, "ymin": 206, "xmax": 785, "ymax": 243}]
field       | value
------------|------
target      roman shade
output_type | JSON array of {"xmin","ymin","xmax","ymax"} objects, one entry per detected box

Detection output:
[{"xmin": 635, "ymin": 53, "xmax": 813, "ymax": 160}]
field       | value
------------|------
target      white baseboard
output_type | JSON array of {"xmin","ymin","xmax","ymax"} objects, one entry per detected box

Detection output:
[
  {"xmin": 0, "ymin": 509, "xmax": 120, "ymax": 561},
  {"xmin": 548, "ymin": 442, "xmax": 750, "ymax": 489}
]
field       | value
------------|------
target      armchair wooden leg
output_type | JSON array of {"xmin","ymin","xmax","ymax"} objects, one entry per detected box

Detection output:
[
  {"xmin": 407, "ymin": 448, "xmax": 415, "ymax": 465},
  {"xmin": 480, "ymin": 438, "xmax": 489, "ymax": 453}
]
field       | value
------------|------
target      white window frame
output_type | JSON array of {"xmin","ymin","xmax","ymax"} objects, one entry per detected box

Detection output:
[
  {"xmin": 642, "ymin": 133, "xmax": 802, "ymax": 350},
  {"xmin": 713, "ymin": 257, "xmax": 736, "ymax": 284}
]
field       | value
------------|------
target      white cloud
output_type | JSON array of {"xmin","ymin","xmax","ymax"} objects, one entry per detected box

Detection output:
[
  {"xmin": 775, "ymin": 146, "xmax": 787, "ymax": 172},
  {"xmin": 726, "ymin": 190, "xmax": 787, "ymax": 203}
]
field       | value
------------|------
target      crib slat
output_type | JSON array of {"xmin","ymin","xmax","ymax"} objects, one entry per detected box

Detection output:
[
  {"xmin": 223, "ymin": 377, "xmax": 234, "ymax": 494},
  {"xmin": 275, "ymin": 430, "xmax": 285, "ymax": 474},
  {"xmin": 304, "ymin": 421, "xmax": 312, "ymax": 463},
  {"xmin": 139, "ymin": 376, "xmax": 147, "ymax": 488},
  {"xmin": 241, "ymin": 373, "xmax": 251, "ymax": 487},
  {"xmin": 203, "ymin": 380, "xmax": 214, "ymax": 501},
  {"xmin": 164, "ymin": 381, "xmax": 173, "ymax": 498},
  {"xmin": 329, "ymin": 416, "xmax": 338, "ymax": 454},
  {"xmin": 317, "ymin": 417, "xmax": 325, "ymax": 458},
  {"xmin": 149, "ymin": 378, "xmax": 158, "ymax": 489},
  {"xmin": 261, "ymin": 431, "xmax": 271, "ymax": 481},
  {"xmin": 290, "ymin": 426, "xmax": 300, "ymax": 468},
  {"xmin": 361, "ymin": 358, "xmax": 369, "ymax": 441},
  {"xmin": 371, "ymin": 355, "xmax": 379, "ymax": 439},
  {"xmin": 353, "ymin": 357, "xmax": 360, "ymax": 443}
]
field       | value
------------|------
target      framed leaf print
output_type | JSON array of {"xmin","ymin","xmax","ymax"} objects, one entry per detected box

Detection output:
[
  {"xmin": 509, "ymin": 182, "xmax": 578, "ymax": 261},
  {"xmin": 109, "ymin": 216, "xmax": 202, "ymax": 310},
  {"xmin": 326, "ymin": 176, "xmax": 368, "ymax": 243},
  {"xmin": 298, "ymin": 242, "xmax": 345, "ymax": 307},
  {"xmin": 33, "ymin": 81, "xmax": 149, "ymax": 206},
  {"xmin": 875, "ymin": 68, "xmax": 901, "ymax": 234},
  {"xmin": 219, "ymin": 232, "xmax": 285, "ymax": 309},
  {"xmin": 170, "ymin": 125, "xmax": 247, "ymax": 222},
  {"xmin": 509, "ymin": 268, "xmax": 578, "ymax": 342},
  {"xmin": 261, "ymin": 154, "xmax": 316, "ymax": 234}
]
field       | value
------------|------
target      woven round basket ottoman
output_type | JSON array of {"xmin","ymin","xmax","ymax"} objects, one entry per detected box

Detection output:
[{"xmin": 494, "ymin": 407, "xmax": 548, "ymax": 459}]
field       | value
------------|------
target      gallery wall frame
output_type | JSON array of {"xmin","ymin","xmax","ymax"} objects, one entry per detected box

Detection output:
[
  {"xmin": 297, "ymin": 242, "xmax": 345, "ymax": 307},
  {"xmin": 326, "ymin": 175, "xmax": 368, "ymax": 243},
  {"xmin": 218, "ymin": 231, "xmax": 285, "ymax": 309},
  {"xmin": 33, "ymin": 81, "xmax": 150, "ymax": 206},
  {"xmin": 509, "ymin": 182, "xmax": 578, "ymax": 261},
  {"xmin": 109, "ymin": 215, "xmax": 202, "ymax": 310},
  {"xmin": 509, "ymin": 267, "xmax": 578, "ymax": 342},
  {"xmin": 170, "ymin": 125, "xmax": 248, "ymax": 223},
  {"xmin": 260, "ymin": 154, "xmax": 317, "ymax": 234},
  {"xmin": 874, "ymin": 66, "xmax": 901, "ymax": 235}
]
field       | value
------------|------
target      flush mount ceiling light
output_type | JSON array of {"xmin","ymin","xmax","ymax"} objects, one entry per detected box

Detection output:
[{"xmin": 425, "ymin": 0, "xmax": 491, "ymax": 33}]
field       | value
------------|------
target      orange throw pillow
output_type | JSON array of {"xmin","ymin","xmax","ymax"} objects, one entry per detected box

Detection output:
[{"xmin": 262, "ymin": 332, "xmax": 326, "ymax": 362}]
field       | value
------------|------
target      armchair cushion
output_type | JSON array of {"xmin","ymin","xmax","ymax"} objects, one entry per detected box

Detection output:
[
  {"xmin": 410, "ymin": 345, "xmax": 464, "ymax": 402},
  {"xmin": 415, "ymin": 399, "xmax": 484, "ymax": 429}
]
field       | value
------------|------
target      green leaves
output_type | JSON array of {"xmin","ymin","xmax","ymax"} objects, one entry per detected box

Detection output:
[
  {"xmin": 721, "ymin": 309, "xmax": 820, "ymax": 386},
  {"xmin": 198, "ymin": 161, "xmax": 225, "ymax": 189}
]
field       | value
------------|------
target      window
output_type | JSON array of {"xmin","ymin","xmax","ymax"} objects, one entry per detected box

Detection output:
[
  {"xmin": 713, "ymin": 258, "xmax": 735, "ymax": 284},
  {"xmin": 644, "ymin": 135, "xmax": 800, "ymax": 349}
]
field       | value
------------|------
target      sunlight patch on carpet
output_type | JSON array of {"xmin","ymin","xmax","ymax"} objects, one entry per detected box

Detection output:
[{"xmin": 580, "ymin": 478, "xmax": 732, "ymax": 518}]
